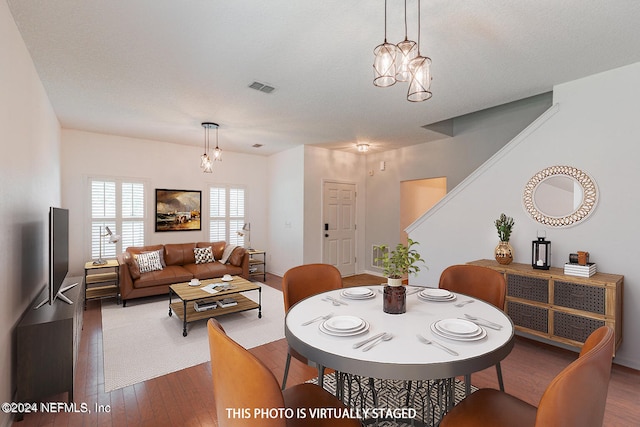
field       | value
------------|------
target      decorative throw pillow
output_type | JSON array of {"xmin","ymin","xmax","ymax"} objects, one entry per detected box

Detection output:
[
  {"xmin": 147, "ymin": 249, "xmax": 166, "ymax": 267},
  {"xmin": 219, "ymin": 244, "xmax": 237, "ymax": 264},
  {"xmin": 123, "ymin": 252, "xmax": 141, "ymax": 280},
  {"xmin": 194, "ymin": 246, "xmax": 214, "ymax": 264},
  {"xmin": 136, "ymin": 250, "xmax": 164, "ymax": 273},
  {"xmin": 228, "ymin": 247, "xmax": 246, "ymax": 267}
]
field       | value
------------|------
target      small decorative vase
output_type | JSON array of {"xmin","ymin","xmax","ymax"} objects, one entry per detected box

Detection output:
[
  {"xmin": 495, "ymin": 241, "xmax": 514, "ymax": 265},
  {"xmin": 383, "ymin": 280, "xmax": 406, "ymax": 314}
]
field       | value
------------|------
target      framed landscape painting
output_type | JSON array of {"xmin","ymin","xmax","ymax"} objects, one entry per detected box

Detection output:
[{"xmin": 155, "ymin": 189, "xmax": 202, "ymax": 232}]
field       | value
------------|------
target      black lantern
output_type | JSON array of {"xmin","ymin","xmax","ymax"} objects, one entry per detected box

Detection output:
[{"xmin": 532, "ymin": 236, "xmax": 551, "ymax": 270}]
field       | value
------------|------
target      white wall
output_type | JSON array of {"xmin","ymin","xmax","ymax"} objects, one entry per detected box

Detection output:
[
  {"xmin": 61, "ymin": 129, "xmax": 268, "ymax": 277},
  {"xmin": 267, "ymin": 146, "xmax": 305, "ymax": 276},
  {"xmin": 409, "ymin": 62, "xmax": 640, "ymax": 369},
  {"xmin": 303, "ymin": 146, "xmax": 367, "ymax": 270},
  {"xmin": 0, "ymin": 3, "xmax": 61, "ymax": 426},
  {"xmin": 365, "ymin": 94, "xmax": 553, "ymax": 272}
]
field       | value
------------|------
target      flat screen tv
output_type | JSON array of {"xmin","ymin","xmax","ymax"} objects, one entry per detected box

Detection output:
[{"xmin": 35, "ymin": 207, "xmax": 77, "ymax": 309}]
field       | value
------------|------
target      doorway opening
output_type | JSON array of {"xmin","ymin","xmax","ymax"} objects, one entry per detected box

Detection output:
[{"xmin": 400, "ymin": 177, "xmax": 447, "ymax": 244}]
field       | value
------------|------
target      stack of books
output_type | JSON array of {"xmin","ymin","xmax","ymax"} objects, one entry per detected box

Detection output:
[
  {"xmin": 218, "ymin": 297, "xmax": 238, "ymax": 308},
  {"xmin": 194, "ymin": 299, "xmax": 217, "ymax": 312},
  {"xmin": 564, "ymin": 262, "xmax": 597, "ymax": 277}
]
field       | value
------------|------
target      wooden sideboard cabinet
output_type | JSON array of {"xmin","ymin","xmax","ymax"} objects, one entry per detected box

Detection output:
[
  {"xmin": 468, "ymin": 259, "xmax": 623, "ymax": 354},
  {"xmin": 16, "ymin": 276, "xmax": 84, "ymax": 414}
]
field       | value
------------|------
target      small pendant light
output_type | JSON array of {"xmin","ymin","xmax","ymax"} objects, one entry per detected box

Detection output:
[
  {"xmin": 407, "ymin": 0, "xmax": 433, "ymax": 102},
  {"xmin": 373, "ymin": 0, "xmax": 398, "ymax": 87},
  {"xmin": 395, "ymin": 0, "xmax": 418, "ymax": 82}
]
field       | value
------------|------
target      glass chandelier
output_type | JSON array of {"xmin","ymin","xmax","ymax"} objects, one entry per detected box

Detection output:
[
  {"xmin": 373, "ymin": 0, "xmax": 432, "ymax": 102},
  {"xmin": 200, "ymin": 122, "xmax": 219, "ymax": 173}
]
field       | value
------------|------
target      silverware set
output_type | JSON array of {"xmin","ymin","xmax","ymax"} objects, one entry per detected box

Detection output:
[
  {"xmin": 301, "ymin": 313, "xmax": 333, "ymax": 326},
  {"xmin": 453, "ymin": 299, "xmax": 474, "ymax": 307},
  {"xmin": 352, "ymin": 332, "xmax": 393, "ymax": 351},
  {"xmin": 463, "ymin": 314, "xmax": 503, "ymax": 330},
  {"xmin": 322, "ymin": 295, "xmax": 348, "ymax": 306}
]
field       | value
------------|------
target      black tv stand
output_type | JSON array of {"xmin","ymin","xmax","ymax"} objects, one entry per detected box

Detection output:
[
  {"xmin": 16, "ymin": 276, "xmax": 84, "ymax": 420},
  {"xmin": 33, "ymin": 282, "xmax": 79, "ymax": 310}
]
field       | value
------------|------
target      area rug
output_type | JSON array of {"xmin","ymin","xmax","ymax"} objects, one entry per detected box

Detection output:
[
  {"xmin": 101, "ymin": 283, "xmax": 285, "ymax": 392},
  {"xmin": 308, "ymin": 372, "xmax": 475, "ymax": 426}
]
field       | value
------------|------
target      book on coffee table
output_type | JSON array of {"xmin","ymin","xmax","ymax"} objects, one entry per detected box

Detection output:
[
  {"xmin": 194, "ymin": 299, "xmax": 217, "ymax": 312},
  {"xmin": 218, "ymin": 297, "xmax": 238, "ymax": 308}
]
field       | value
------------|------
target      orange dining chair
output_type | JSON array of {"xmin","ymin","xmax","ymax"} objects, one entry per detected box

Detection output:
[
  {"xmin": 207, "ymin": 319, "xmax": 362, "ymax": 427},
  {"xmin": 281, "ymin": 263, "xmax": 343, "ymax": 389},
  {"xmin": 439, "ymin": 326, "xmax": 615, "ymax": 427},
  {"xmin": 439, "ymin": 264, "xmax": 507, "ymax": 394}
]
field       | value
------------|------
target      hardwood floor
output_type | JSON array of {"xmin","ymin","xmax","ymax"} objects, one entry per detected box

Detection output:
[{"xmin": 14, "ymin": 273, "xmax": 639, "ymax": 426}]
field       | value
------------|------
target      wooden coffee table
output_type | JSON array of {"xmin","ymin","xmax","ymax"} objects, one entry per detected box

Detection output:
[{"xmin": 169, "ymin": 276, "xmax": 261, "ymax": 336}]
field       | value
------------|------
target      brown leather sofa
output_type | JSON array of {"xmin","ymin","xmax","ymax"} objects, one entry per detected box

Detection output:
[{"xmin": 117, "ymin": 241, "xmax": 249, "ymax": 306}]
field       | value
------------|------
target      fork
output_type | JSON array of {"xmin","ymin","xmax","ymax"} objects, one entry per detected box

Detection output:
[
  {"xmin": 322, "ymin": 298, "xmax": 341, "ymax": 306},
  {"xmin": 301, "ymin": 313, "xmax": 333, "ymax": 326},
  {"xmin": 454, "ymin": 299, "xmax": 474, "ymax": 307},
  {"xmin": 324, "ymin": 295, "xmax": 348, "ymax": 306},
  {"xmin": 416, "ymin": 334, "xmax": 459, "ymax": 356}
]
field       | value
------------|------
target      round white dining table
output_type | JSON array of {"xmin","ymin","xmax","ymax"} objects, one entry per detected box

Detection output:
[{"xmin": 285, "ymin": 286, "xmax": 515, "ymax": 382}]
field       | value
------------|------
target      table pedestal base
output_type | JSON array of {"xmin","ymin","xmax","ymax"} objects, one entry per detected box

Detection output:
[{"xmin": 314, "ymin": 373, "xmax": 465, "ymax": 427}]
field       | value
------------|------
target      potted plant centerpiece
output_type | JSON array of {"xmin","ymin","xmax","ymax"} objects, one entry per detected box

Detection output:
[
  {"xmin": 375, "ymin": 239, "xmax": 426, "ymax": 314},
  {"xmin": 494, "ymin": 213, "xmax": 515, "ymax": 265}
]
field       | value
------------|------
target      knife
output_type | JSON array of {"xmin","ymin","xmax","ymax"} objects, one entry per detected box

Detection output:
[
  {"xmin": 352, "ymin": 332, "xmax": 386, "ymax": 349},
  {"xmin": 459, "ymin": 317, "xmax": 503, "ymax": 330}
]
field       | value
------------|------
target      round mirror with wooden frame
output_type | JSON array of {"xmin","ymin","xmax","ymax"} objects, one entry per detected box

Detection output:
[{"xmin": 523, "ymin": 165, "xmax": 598, "ymax": 227}]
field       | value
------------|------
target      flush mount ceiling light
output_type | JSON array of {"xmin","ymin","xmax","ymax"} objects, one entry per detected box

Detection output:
[
  {"xmin": 373, "ymin": 0, "xmax": 432, "ymax": 102},
  {"xmin": 200, "ymin": 122, "xmax": 221, "ymax": 173},
  {"xmin": 356, "ymin": 143, "xmax": 370, "ymax": 153}
]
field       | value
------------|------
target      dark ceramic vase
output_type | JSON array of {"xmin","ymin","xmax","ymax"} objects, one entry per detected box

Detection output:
[{"xmin": 383, "ymin": 285, "xmax": 406, "ymax": 314}]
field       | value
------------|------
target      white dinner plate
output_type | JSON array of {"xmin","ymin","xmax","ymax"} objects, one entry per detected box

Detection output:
[
  {"xmin": 430, "ymin": 322, "xmax": 487, "ymax": 341},
  {"xmin": 420, "ymin": 288, "xmax": 452, "ymax": 298},
  {"xmin": 418, "ymin": 293, "xmax": 457, "ymax": 302},
  {"xmin": 341, "ymin": 287, "xmax": 375, "ymax": 300},
  {"xmin": 319, "ymin": 319, "xmax": 370, "ymax": 336},
  {"xmin": 323, "ymin": 315, "xmax": 365, "ymax": 332},
  {"xmin": 436, "ymin": 318, "xmax": 480, "ymax": 335}
]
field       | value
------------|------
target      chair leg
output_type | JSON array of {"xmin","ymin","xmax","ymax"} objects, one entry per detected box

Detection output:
[
  {"xmin": 495, "ymin": 362, "xmax": 505, "ymax": 392},
  {"xmin": 281, "ymin": 352, "xmax": 292, "ymax": 390},
  {"xmin": 464, "ymin": 373, "xmax": 472, "ymax": 396}
]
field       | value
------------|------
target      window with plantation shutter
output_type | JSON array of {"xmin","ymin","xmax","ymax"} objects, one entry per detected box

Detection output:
[
  {"xmin": 90, "ymin": 179, "xmax": 145, "ymax": 259},
  {"xmin": 209, "ymin": 186, "xmax": 245, "ymax": 245}
]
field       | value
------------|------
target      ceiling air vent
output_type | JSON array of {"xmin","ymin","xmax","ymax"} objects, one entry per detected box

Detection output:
[{"xmin": 249, "ymin": 81, "xmax": 275, "ymax": 94}]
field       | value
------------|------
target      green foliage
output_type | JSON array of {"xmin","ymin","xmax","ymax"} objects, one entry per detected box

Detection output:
[
  {"xmin": 374, "ymin": 238, "xmax": 426, "ymax": 279},
  {"xmin": 495, "ymin": 213, "xmax": 515, "ymax": 242}
]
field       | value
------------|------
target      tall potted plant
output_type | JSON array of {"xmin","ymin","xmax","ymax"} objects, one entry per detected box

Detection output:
[
  {"xmin": 375, "ymin": 239, "xmax": 426, "ymax": 314},
  {"xmin": 494, "ymin": 213, "xmax": 515, "ymax": 265}
]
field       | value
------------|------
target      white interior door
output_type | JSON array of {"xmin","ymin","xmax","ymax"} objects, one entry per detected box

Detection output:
[{"xmin": 322, "ymin": 181, "xmax": 356, "ymax": 276}]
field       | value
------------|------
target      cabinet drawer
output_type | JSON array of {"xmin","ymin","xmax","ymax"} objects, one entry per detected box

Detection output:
[
  {"xmin": 553, "ymin": 311, "xmax": 605, "ymax": 343},
  {"xmin": 553, "ymin": 281, "xmax": 605, "ymax": 314},
  {"xmin": 507, "ymin": 301, "xmax": 548, "ymax": 333},
  {"xmin": 507, "ymin": 274, "xmax": 548, "ymax": 303}
]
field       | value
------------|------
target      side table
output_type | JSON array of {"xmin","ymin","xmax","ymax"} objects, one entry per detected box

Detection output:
[
  {"xmin": 247, "ymin": 249, "xmax": 266, "ymax": 281},
  {"xmin": 84, "ymin": 259, "xmax": 120, "ymax": 309}
]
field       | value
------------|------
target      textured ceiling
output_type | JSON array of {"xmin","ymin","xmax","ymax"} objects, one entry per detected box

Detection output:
[{"xmin": 7, "ymin": 0, "xmax": 640, "ymax": 155}]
